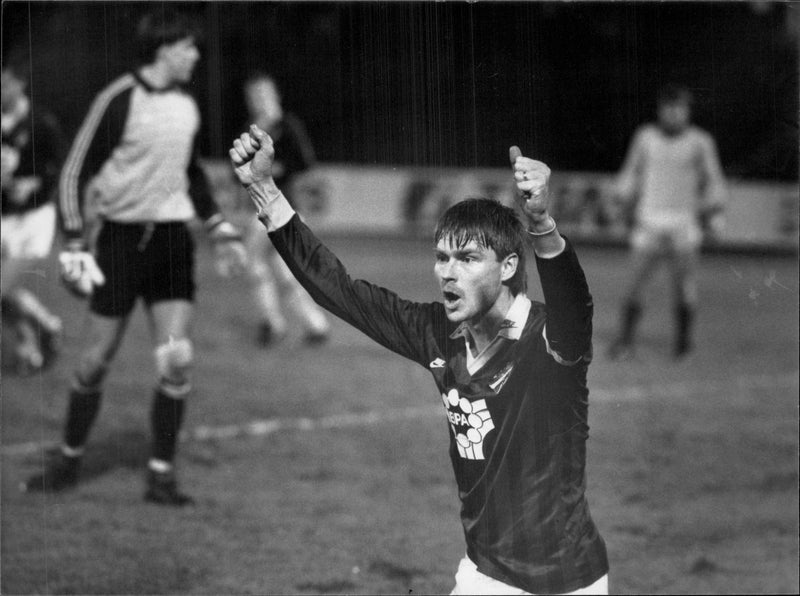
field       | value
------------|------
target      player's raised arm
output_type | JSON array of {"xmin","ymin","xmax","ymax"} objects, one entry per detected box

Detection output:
[
  {"xmin": 228, "ymin": 125, "xmax": 438, "ymax": 365},
  {"xmin": 510, "ymin": 146, "xmax": 592, "ymax": 366}
]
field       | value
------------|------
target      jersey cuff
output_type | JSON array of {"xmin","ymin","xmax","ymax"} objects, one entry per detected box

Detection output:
[{"xmin": 247, "ymin": 183, "xmax": 296, "ymax": 232}]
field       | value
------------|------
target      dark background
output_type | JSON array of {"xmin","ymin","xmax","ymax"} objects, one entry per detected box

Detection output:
[{"xmin": 2, "ymin": 1, "xmax": 797, "ymax": 179}]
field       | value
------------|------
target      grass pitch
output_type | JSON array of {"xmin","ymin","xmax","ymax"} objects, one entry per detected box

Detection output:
[{"xmin": 2, "ymin": 234, "xmax": 798, "ymax": 594}]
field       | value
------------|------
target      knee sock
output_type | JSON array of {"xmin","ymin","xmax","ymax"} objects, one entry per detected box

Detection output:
[
  {"xmin": 676, "ymin": 303, "xmax": 694, "ymax": 351},
  {"xmin": 619, "ymin": 301, "xmax": 642, "ymax": 345},
  {"xmin": 64, "ymin": 385, "xmax": 103, "ymax": 452},
  {"xmin": 150, "ymin": 386, "xmax": 187, "ymax": 464}
]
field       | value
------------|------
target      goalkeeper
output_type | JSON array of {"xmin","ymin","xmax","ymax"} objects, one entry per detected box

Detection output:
[{"xmin": 22, "ymin": 8, "xmax": 246, "ymax": 506}]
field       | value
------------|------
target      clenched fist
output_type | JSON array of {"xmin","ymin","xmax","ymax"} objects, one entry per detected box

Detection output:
[
  {"xmin": 229, "ymin": 124, "xmax": 276, "ymax": 187},
  {"xmin": 509, "ymin": 146, "xmax": 553, "ymax": 229}
]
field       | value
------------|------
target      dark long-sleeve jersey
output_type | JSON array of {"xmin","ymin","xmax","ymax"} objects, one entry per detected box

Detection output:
[
  {"xmin": 267, "ymin": 214, "xmax": 609, "ymax": 593},
  {"xmin": 2, "ymin": 107, "xmax": 67, "ymax": 215},
  {"xmin": 58, "ymin": 72, "xmax": 219, "ymax": 242}
]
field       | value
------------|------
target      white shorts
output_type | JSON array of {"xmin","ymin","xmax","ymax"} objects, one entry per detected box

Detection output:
[
  {"xmin": 1, "ymin": 203, "xmax": 57, "ymax": 260},
  {"xmin": 450, "ymin": 555, "xmax": 608, "ymax": 595},
  {"xmin": 631, "ymin": 214, "xmax": 701, "ymax": 254}
]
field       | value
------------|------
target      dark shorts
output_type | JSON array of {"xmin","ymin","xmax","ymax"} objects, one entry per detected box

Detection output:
[{"xmin": 90, "ymin": 221, "xmax": 196, "ymax": 317}]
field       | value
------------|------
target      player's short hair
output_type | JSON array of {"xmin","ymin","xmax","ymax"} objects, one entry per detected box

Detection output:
[
  {"xmin": 657, "ymin": 83, "xmax": 693, "ymax": 107},
  {"xmin": 244, "ymin": 71, "xmax": 278, "ymax": 89},
  {"xmin": 135, "ymin": 8, "xmax": 202, "ymax": 65},
  {"xmin": 435, "ymin": 197, "xmax": 527, "ymax": 295}
]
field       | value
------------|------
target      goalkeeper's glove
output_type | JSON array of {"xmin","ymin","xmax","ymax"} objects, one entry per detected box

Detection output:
[
  {"xmin": 206, "ymin": 216, "xmax": 247, "ymax": 278},
  {"xmin": 59, "ymin": 240, "xmax": 106, "ymax": 298}
]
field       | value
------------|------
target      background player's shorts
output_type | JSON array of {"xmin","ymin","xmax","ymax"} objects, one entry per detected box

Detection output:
[
  {"xmin": 91, "ymin": 220, "xmax": 195, "ymax": 317},
  {"xmin": 631, "ymin": 213, "xmax": 701, "ymax": 254},
  {"xmin": 0, "ymin": 203, "xmax": 56, "ymax": 261}
]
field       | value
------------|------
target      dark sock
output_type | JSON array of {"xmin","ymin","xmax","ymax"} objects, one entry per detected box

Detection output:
[
  {"xmin": 150, "ymin": 387, "xmax": 186, "ymax": 463},
  {"xmin": 676, "ymin": 303, "xmax": 694, "ymax": 353},
  {"xmin": 64, "ymin": 388, "xmax": 103, "ymax": 450},
  {"xmin": 1, "ymin": 295, "xmax": 22, "ymax": 320},
  {"xmin": 620, "ymin": 301, "xmax": 642, "ymax": 345}
]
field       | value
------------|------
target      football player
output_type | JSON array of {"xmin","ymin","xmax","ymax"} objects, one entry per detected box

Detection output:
[
  {"xmin": 1, "ymin": 57, "xmax": 67, "ymax": 374},
  {"xmin": 229, "ymin": 125, "xmax": 609, "ymax": 594},
  {"xmin": 22, "ymin": 8, "xmax": 246, "ymax": 506},
  {"xmin": 239, "ymin": 73, "xmax": 330, "ymax": 346},
  {"xmin": 608, "ymin": 84, "xmax": 727, "ymax": 360}
]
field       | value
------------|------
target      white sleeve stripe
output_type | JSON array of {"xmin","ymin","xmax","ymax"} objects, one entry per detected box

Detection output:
[
  {"xmin": 59, "ymin": 74, "xmax": 135, "ymax": 233},
  {"xmin": 541, "ymin": 325, "xmax": 583, "ymax": 366}
]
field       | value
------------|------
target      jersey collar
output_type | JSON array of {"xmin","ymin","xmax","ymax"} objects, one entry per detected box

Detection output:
[
  {"xmin": 450, "ymin": 293, "xmax": 531, "ymax": 341},
  {"xmin": 134, "ymin": 70, "xmax": 180, "ymax": 93},
  {"xmin": 451, "ymin": 294, "xmax": 532, "ymax": 375}
]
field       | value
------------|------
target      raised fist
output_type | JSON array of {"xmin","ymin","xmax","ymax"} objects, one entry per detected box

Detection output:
[
  {"xmin": 509, "ymin": 145, "xmax": 552, "ymax": 224},
  {"xmin": 229, "ymin": 124, "xmax": 275, "ymax": 187}
]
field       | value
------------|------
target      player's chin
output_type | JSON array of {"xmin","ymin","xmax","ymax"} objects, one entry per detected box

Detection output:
[{"xmin": 443, "ymin": 304, "xmax": 469, "ymax": 323}]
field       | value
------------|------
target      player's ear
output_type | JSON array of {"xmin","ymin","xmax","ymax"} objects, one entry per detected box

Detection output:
[{"xmin": 500, "ymin": 253, "xmax": 519, "ymax": 283}]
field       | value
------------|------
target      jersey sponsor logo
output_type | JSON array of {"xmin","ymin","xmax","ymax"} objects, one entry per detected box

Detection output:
[
  {"xmin": 441, "ymin": 388, "xmax": 495, "ymax": 460},
  {"xmin": 429, "ymin": 357, "xmax": 445, "ymax": 368}
]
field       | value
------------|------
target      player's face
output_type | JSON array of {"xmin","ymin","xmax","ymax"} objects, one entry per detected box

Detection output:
[
  {"xmin": 434, "ymin": 237, "xmax": 510, "ymax": 324},
  {"xmin": 159, "ymin": 37, "xmax": 200, "ymax": 84},
  {"xmin": 245, "ymin": 79, "xmax": 284, "ymax": 131},
  {"xmin": 658, "ymin": 100, "xmax": 691, "ymax": 134}
]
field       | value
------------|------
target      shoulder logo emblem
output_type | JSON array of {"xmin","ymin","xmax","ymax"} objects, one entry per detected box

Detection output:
[{"xmin": 429, "ymin": 357, "xmax": 445, "ymax": 369}]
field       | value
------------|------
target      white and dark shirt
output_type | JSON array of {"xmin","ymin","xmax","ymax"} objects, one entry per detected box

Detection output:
[{"xmin": 58, "ymin": 72, "xmax": 218, "ymax": 241}]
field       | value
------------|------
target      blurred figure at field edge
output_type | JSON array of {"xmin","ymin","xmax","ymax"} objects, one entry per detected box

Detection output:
[
  {"xmin": 1, "ymin": 55, "xmax": 67, "ymax": 374},
  {"xmin": 608, "ymin": 84, "xmax": 727, "ymax": 361},
  {"xmin": 21, "ymin": 8, "xmax": 246, "ymax": 505},
  {"xmin": 240, "ymin": 72, "xmax": 330, "ymax": 347}
]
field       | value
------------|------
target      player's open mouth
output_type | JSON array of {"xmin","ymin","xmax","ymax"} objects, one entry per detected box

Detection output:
[{"xmin": 442, "ymin": 291, "xmax": 461, "ymax": 308}]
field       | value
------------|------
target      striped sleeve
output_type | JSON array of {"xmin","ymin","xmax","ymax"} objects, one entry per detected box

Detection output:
[{"xmin": 58, "ymin": 74, "xmax": 134, "ymax": 241}]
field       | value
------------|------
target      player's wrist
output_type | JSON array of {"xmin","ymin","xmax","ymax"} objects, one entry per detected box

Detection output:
[
  {"xmin": 246, "ymin": 178, "xmax": 282, "ymax": 206},
  {"xmin": 247, "ymin": 182, "xmax": 295, "ymax": 232},
  {"xmin": 63, "ymin": 237, "xmax": 87, "ymax": 253},
  {"xmin": 526, "ymin": 214, "xmax": 557, "ymax": 236}
]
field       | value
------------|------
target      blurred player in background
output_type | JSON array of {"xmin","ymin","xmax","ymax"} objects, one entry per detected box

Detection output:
[
  {"xmin": 608, "ymin": 84, "xmax": 727, "ymax": 361},
  {"xmin": 1, "ymin": 56, "xmax": 67, "ymax": 375},
  {"xmin": 239, "ymin": 72, "xmax": 330, "ymax": 346},
  {"xmin": 22, "ymin": 8, "xmax": 246, "ymax": 506},
  {"xmin": 230, "ymin": 126, "xmax": 609, "ymax": 594}
]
